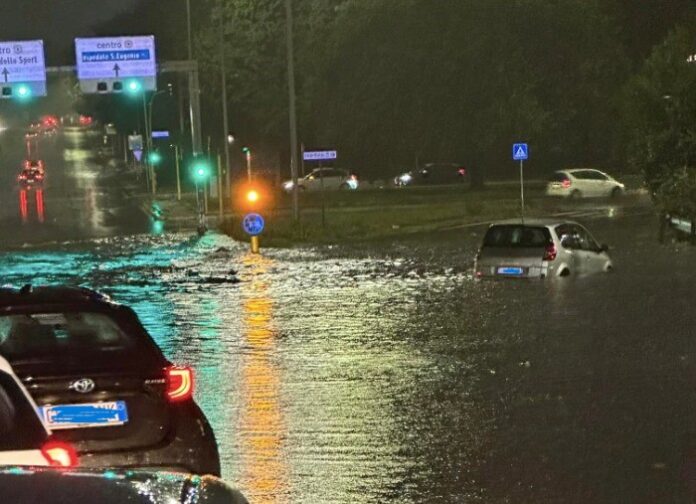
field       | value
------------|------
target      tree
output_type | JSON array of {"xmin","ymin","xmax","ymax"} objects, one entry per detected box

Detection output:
[{"xmin": 623, "ymin": 25, "xmax": 696, "ymax": 211}]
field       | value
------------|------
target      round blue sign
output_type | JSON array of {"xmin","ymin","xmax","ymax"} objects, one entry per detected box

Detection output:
[{"xmin": 242, "ymin": 213, "xmax": 265, "ymax": 236}]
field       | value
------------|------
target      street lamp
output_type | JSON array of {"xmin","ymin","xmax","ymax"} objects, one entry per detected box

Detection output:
[{"xmin": 242, "ymin": 146, "xmax": 251, "ymax": 182}]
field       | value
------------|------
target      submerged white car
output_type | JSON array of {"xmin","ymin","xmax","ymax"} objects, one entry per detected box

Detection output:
[
  {"xmin": 475, "ymin": 219, "xmax": 613, "ymax": 279},
  {"xmin": 0, "ymin": 355, "xmax": 77, "ymax": 468},
  {"xmin": 546, "ymin": 169, "xmax": 625, "ymax": 198}
]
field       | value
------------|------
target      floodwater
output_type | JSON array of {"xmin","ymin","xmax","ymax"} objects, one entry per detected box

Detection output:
[{"xmin": 1, "ymin": 210, "xmax": 696, "ymax": 503}]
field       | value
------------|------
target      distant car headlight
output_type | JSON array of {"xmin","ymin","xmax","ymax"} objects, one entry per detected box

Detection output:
[
  {"xmin": 283, "ymin": 181, "xmax": 294, "ymax": 190},
  {"xmin": 399, "ymin": 173, "xmax": 412, "ymax": 184},
  {"xmin": 346, "ymin": 178, "xmax": 358, "ymax": 190}
]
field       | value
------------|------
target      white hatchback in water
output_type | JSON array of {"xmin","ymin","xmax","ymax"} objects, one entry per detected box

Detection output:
[
  {"xmin": 546, "ymin": 169, "xmax": 625, "ymax": 198},
  {"xmin": 475, "ymin": 219, "xmax": 613, "ymax": 279}
]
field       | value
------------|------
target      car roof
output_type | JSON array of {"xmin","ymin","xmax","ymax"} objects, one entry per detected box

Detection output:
[
  {"xmin": 489, "ymin": 218, "xmax": 580, "ymax": 228},
  {"xmin": 0, "ymin": 285, "xmax": 116, "ymax": 310},
  {"xmin": 564, "ymin": 168, "xmax": 605, "ymax": 174}
]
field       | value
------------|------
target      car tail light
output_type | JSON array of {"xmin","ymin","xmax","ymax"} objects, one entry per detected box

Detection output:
[
  {"xmin": 561, "ymin": 179, "xmax": 571, "ymax": 189},
  {"xmin": 349, "ymin": 174, "xmax": 358, "ymax": 181},
  {"xmin": 166, "ymin": 366, "xmax": 194, "ymax": 402},
  {"xmin": 458, "ymin": 168, "xmax": 467, "ymax": 176},
  {"xmin": 42, "ymin": 441, "xmax": 78, "ymax": 468},
  {"xmin": 544, "ymin": 243, "xmax": 557, "ymax": 261}
]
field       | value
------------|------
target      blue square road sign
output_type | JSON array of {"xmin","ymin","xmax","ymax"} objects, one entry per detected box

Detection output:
[{"xmin": 512, "ymin": 143, "xmax": 528, "ymax": 161}]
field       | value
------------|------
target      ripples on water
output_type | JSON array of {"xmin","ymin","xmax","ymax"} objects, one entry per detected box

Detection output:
[{"xmin": 1, "ymin": 223, "xmax": 695, "ymax": 503}]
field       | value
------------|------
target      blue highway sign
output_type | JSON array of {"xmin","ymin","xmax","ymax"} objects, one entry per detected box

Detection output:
[{"xmin": 303, "ymin": 150, "xmax": 337, "ymax": 162}]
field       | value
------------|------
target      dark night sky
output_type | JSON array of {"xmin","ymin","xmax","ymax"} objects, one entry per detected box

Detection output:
[{"xmin": 0, "ymin": 0, "xmax": 139, "ymax": 63}]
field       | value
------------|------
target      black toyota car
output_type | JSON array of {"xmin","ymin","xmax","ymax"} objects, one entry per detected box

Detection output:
[{"xmin": 0, "ymin": 285, "xmax": 220, "ymax": 475}]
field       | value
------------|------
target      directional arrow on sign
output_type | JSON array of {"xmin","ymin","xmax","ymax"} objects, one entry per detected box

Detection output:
[
  {"xmin": 113, "ymin": 64, "xmax": 120, "ymax": 78},
  {"xmin": 1, "ymin": 68, "xmax": 8, "ymax": 83}
]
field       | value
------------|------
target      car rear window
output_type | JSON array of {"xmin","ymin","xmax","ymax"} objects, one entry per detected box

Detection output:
[
  {"xmin": 0, "ymin": 371, "xmax": 46, "ymax": 450},
  {"xmin": 549, "ymin": 172, "xmax": 568, "ymax": 182},
  {"xmin": 483, "ymin": 225, "xmax": 552, "ymax": 248},
  {"xmin": 0, "ymin": 310, "xmax": 162, "ymax": 366}
]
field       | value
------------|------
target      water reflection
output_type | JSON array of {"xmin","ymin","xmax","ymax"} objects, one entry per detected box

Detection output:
[
  {"xmin": 237, "ymin": 253, "xmax": 288, "ymax": 502},
  {"xmin": 36, "ymin": 189, "xmax": 45, "ymax": 223},
  {"xmin": 18, "ymin": 190, "xmax": 27, "ymax": 223}
]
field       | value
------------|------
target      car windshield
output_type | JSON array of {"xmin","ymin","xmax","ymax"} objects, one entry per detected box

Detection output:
[
  {"xmin": 483, "ymin": 225, "xmax": 552, "ymax": 248},
  {"xmin": 0, "ymin": 311, "xmax": 144, "ymax": 362}
]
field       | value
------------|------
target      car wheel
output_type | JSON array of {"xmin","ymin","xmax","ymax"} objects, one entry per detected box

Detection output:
[
  {"xmin": 569, "ymin": 190, "xmax": 582, "ymax": 200},
  {"xmin": 559, "ymin": 268, "xmax": 571, "ymax": 277},
  {"xmin": 610, "ymin": 187, "xmax": 623, "ymax": 198}
]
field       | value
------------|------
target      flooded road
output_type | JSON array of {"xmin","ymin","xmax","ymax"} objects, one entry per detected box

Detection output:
[{"xmin": 1, "ymin": 209, "xmax": 696, "ymax": 503}]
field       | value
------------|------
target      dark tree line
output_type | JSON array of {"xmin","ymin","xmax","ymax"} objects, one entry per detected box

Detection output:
[{"xmin": 87, "ymin": 0, "xmax": 696, "ymax": 195}]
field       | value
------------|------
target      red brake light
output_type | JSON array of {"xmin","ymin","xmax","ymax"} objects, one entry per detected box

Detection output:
[
  {"xmin": 166, "ymin": 366, "xmax": 194, "ymax": 402},
  {"xmin": 544, "ymin": 243, "xmax": 557, "ymax": 261},
  {"xmin": 42, "ymin": 441, "xmax": 78, "ymax": 468},
  {"xmin": 561, "ymin": 179, "xmax": 571, "ymax": 189},
  {"xmin": 458, "ymin": 168, "xmax": 467, "ymax": 175}
]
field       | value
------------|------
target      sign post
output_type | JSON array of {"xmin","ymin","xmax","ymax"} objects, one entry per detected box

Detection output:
[
  {"xmin": 0, "ymin": 40, "xmax": 47, "ymax": 98},
  {"xmin": 512, "ymin": 143, "xmax": 529, "ymax": 220},
  {"xmin": 303, "ymin": 149, "xmax": 337, "ymax": 228},
  {"xmin": 242, "ymin": 213, "xmax": 265, "ymax": 254}
]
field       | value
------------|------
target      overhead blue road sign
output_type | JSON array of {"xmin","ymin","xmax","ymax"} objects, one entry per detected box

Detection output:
[
  {"xmin": 304, "ymin": 150, "xmax": 337, "ymax": 162},
  {"xmin": 513, "ymin": 143, "xmax": 528, "ymax": 161},
  {"xmin": 242, "ymin": 213, "xmax": 265, "ymax": 236},
  {"xmin": 0, "ymin": 40, "xmax": 47, "ymax": 98},
  {"xmin": 151, "ymin": 130, "xmax": 170, "ymax": 139},
  {"xmin": 75, "ymin": 36, "xmax": 157, "ymax": 94}
]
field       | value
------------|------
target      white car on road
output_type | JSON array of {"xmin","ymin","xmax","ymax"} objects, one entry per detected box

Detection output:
[
  {"xmin": 283, "ymin": 168, "xmax": 359, "ymax": 192},
  {"xmin": 546, "ymin": 169, "xmax": 625, "ymax": 198},
  {"xmin": 475, "ymin": 219, "xmax": 613, "ymax": 279},
  {"xmin": 0, "ymin": 355, "xmax": 77, "ymax": 468}
]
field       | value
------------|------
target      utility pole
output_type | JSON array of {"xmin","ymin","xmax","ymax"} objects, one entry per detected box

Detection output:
[
  {"xmin": 187, "ymin": 0, "xmax": 206, "ymax": 234},
  {"xmin": 285, "ymin": 0, "xmax": 300, "ymax": 221},
  {"xmin": 219, "ymin": 6, "xmax": 231, "ymax": 203}
]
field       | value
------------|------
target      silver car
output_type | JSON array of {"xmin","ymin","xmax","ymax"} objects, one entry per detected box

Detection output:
[{"xmin": 474, "ymin": 219, "xmax": 613, "ymax": 279}]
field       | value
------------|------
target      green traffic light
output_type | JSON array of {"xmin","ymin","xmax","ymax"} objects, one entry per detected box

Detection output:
[
  {"xmin": 148, "ymin": 152, "xmax": 162, "ymax": 165},
  {"xmin": 242, "ymin": 146, "xmax": 250, "ymax": 154},
  {"xmin": 16, "ymin": 85, "xmax": 30, "ymax": 99},
  {"xmin": 126, "ymin": 80, "xmax": 141, "ymax": 94},
  {"xmin": 191, "ymin": 160, "xmax": 211, "ymax": 182}
]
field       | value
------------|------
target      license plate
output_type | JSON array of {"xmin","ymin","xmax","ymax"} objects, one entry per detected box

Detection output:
[
  {"xmin": 38, "ymin": 401, "xmax": 129, "ymax": 430},
  {"xmin": 497, "ymin": 266, "xmax": 524, "ymax": 276}
]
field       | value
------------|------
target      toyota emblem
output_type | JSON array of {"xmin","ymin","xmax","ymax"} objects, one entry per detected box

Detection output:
[{"xmin": 70, "ymin": 378, "xmax": 95, "ymax": 394}]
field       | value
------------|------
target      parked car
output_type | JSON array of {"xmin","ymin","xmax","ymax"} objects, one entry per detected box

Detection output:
[
  {"xmin": 393, "ymin": 163, "xmax": 468, "ymax": 187},
  {"xmin": 0, "ymin": 468, "xmax": 249, "ymax": 504},
  {"xmin": 0, "ymin": 354, "xmax": 77, "ymax": 468},
  {"xmin": 546, "ymin": 169, "xmax": 625, "ymax": 198},
  {"xmin": 283, "ymin": 168, "xmax": 358, "ymax": 192},
  {"xmin": 474, "ymin": 219, "xmax": 613, "ymax": 279},
  {"xmin": 0, "ymin": 285, "xmax": 220, "ymax": 475}
]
